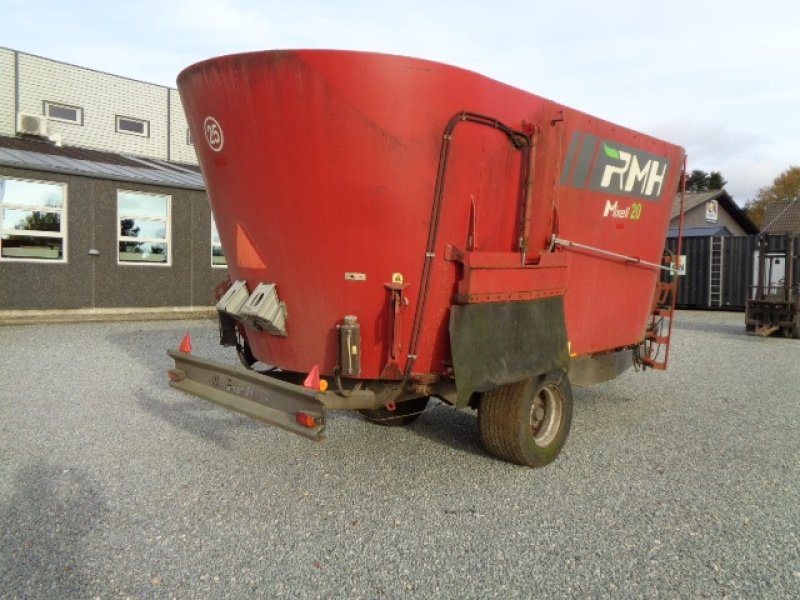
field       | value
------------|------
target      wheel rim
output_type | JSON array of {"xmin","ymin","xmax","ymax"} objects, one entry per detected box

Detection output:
[{"xmin": 529, "ymin": 383, "xmax": 564, "ymax": 447}]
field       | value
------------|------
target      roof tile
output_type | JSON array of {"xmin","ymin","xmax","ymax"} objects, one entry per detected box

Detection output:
[{"xmin": 762, "ymin": 201, "xmax": 800, "ymax": 234}]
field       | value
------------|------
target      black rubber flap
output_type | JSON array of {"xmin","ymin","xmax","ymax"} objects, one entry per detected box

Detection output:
[{"xmin": 449, "ymin": 297, "xmax": 569, "ymax": 407}]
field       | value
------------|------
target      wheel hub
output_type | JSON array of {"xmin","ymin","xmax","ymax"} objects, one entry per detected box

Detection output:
[{"xmin": 529, "ymin": 384, "xmax": 563, "ymax": 447}]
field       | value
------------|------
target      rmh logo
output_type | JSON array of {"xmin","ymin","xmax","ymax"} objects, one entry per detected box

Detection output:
[{"xmin": 599, "ymin": 143, "xmax": 667, "ymax": 198}]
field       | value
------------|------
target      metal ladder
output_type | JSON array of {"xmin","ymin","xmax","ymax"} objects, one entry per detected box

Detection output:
[
  {"xmin": 642, "ymin": 255, "xmax": 678, "ymax": 370},
  {"xmin": 709, "ymin": 236, "xmax": 724, "ymax": 308}
]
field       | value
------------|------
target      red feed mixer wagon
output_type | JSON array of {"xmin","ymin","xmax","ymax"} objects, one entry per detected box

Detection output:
[{"xmin": 169, "ymin": 50, "xmax": 686, "ymax": 467}]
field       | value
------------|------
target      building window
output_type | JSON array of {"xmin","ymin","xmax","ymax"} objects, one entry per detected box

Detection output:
[
  {"xmin": 211, "ymin": 217, "xmax": 226, "ymax": 267},
  {"xmin": 0, "ymin": 177, "xmax": 67, "ymax": 261},
  {"xmin": 187, "ymin": 129, "xmax": 193, "ymax": 146},
  {"xmin": 116, "ymin": 116, "xmax": 149, "ymax": 137},
  {"xmin": 117, "ymin": 190, "xmax": 170, "ymax": 265},
  {"xmin": 43, "ymin": 101, "xmax": 83, "ymax": 125}
]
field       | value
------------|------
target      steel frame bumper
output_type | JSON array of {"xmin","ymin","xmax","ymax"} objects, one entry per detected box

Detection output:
[{"xmin": 167, "ymin": 350, "xmax": 377, "ymax": 440}]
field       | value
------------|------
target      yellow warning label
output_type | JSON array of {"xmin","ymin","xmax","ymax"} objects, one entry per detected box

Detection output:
[{"xmin": 392, "ymin": 272, "xmax": 404, "ymax": 284}]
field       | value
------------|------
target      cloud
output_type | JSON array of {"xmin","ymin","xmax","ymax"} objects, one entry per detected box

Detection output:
[
  {"xmin": 646, "ymin": 120, "xmax": 790, "ymax": 203},
  {"xmin": 718, "ymin": 158, "xmax": 789, "ymax": 205},
  {"xmin": 649, "ymin": 120, "xmax": 762, "ymax": 164},
  {"xmin": 167, "ymin": 0, "xmax": 275, "ymax": 49}
]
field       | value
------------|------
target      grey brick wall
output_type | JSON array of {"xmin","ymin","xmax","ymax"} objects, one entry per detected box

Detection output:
[{"xmin": 0, "ymin": 166, "xmax": 224, "ymax": 310}]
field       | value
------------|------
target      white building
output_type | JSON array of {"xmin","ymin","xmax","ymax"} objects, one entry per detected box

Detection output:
[{"xmin": 0, "ymin": 47, "xmax": 197, "ymax": 165}]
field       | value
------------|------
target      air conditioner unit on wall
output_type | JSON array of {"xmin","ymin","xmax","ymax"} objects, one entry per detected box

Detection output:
[{"xmin": 16, "ymin": 113, "xmax": 49, "ymax": 137}]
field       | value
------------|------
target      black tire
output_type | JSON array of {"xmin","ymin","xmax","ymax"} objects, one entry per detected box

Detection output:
[
  {"xmin": 358, "ymin": 397, "xmax": 430, "ymax": 427},
  {"xmin": 478, "ymin": 371, "xmax": 573, "ymax": 467}
]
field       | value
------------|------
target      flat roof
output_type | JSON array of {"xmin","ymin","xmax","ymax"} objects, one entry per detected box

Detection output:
[{"xmin": 0, "ymin": 135, "xmax": 205, "ymax": 191}]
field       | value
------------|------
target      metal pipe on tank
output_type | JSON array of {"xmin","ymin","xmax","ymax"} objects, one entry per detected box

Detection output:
[
  {"xmin": 404, "ymin": 111, "xmax": 530, "ymax": 380},
  {"xmin": 520, "ymin": 126, "xmax": 539, "ymax": 264}
]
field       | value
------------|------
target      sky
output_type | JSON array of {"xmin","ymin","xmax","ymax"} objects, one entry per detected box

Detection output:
[{"xmin": 2, "ymin": 0, "xmax": 798, "ymax": 204}]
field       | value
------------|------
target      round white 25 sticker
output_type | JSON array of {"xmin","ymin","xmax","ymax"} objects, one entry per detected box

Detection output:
[{"xmin": 204, "ymin": 116, "xmax": 224, "ymax": 152}]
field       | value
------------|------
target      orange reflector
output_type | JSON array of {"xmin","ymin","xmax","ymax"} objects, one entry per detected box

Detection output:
[
  {"xmin": 167, "ymin": 369, "xmax": 185, "ymax": 382},
  {"xmin": 295, "ymin": 411, "xmax": 317, "ymax": 428},
  {"xmin": 319, "ymin": 379, "xmax": 328, "ymax": 392},
  {"xmin": 179, "ymin": 332, "xmax": 192, "ymax": 354}
]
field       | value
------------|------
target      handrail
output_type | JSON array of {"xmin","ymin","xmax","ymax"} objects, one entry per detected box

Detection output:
[
  {"xmin": 551, "ymin": 235, "xmax": 679, "ymax": 273},
  {"xmin": 403, "ymin": 112, "xmax": 531, "ymax": 380}
]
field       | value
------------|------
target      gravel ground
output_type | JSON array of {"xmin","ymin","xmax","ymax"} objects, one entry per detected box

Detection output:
[{"xmin": 0, "ymin": 310, "xmax": 798, "ymax": 599}]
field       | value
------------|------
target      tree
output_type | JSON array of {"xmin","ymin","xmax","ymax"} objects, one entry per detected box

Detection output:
[
  {"xmin": 16, "ymin": 211, "xmax": 60, "ymax": 232},
  {"xmin": 119, "ymin": 218, "xmax": 143, "ymax": 254},
  {"xmin": 707, "ymin": 171, "xmax": 727, "ymax": 190},
  {"xmin": 743, "ymin": 166, "xmax": 800, "ymax": 228},
  {"xmin": 685, "ymin": 170, "xmax": 709, "ymax": 192},
  {"xmin": 683, "ymin": 169, "xmax": 727, "ymax": 193},
  {"xmin": 120, "ymin": 218, "xmax": 140, "ymax": 238}
]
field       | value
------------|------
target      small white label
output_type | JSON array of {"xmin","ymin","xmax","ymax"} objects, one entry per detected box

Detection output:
[
  {"xmin": 345, "ymin": 272, "xmax": 367, "ymax": 281},
  {"xmin": 676, "ymin": 255, "xmax": 687, "ymax": 276}
]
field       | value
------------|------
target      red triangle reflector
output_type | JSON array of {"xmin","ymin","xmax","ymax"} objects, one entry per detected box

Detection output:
[
  {"xmin": 303, "ymin": 365, "xmax": 320, "ymax": 389},
  {"xmin": 179, "ymin": 332, "xmax": 192, "ymax": 354}
]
